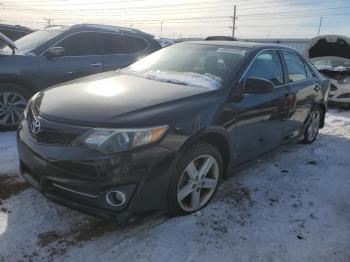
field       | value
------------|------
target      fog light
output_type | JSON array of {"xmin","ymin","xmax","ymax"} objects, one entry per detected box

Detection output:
[{"xmin": 106, "ymin": 190, "xmax": 127, "ymax": 207}]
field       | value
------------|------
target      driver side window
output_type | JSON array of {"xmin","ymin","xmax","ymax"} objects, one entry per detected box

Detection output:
[
  {"xmin": 246, "ymin": 50, "xmax": 284, "ymax": 87},
  {"xmin": 54, "ymin": 32, "xmax": 98, "ymax": 57}
]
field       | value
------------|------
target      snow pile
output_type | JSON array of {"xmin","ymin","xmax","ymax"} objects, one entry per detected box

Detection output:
[
  {"xmin": 0, "ymin": 109, "xmax": 349, "ymax": 262},
  {"xmin": 0, "ymin": 132, "xmax": 18, "ymax": 176}
]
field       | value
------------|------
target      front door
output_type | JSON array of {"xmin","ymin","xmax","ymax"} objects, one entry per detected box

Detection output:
[
  {"xmin": 39, "ymin": 32, "xmax": 104, "ymax": 88},
  {"xmin": 232, "ymin": 50, "xmax": 291, "ymax": 166}
]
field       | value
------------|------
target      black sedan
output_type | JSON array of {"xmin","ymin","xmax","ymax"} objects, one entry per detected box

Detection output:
[
  {"xmin": 17, "ymin": 41, "xmax": 329, "ymax": 222},
  {"xmin": 0, "ymin": 24, "xmax": 160, "ymax": 130},
  {"xmin": 0, "ymin": 24, "xmax": 33, "ymax": 43}
]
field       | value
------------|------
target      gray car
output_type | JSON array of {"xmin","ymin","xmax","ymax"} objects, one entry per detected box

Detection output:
[{"xmin": 0, "ymin": 24, "xmax": 161, "ymax": 130}]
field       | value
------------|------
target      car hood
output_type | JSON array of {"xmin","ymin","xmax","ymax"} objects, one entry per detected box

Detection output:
[
  {"xmin": 305, "ymin": 35, "xmax": 350, "ymax": 59},
  {"xmin": 36, "ymin": 71, "xmax": 216, "ymax": 126}
]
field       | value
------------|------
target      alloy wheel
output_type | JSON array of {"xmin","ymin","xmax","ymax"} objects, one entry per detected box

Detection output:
[
  {"xmin": 177, "ymin": 154, "xmax": 219, "ymax": 212},
  {"xmin": 0, "ymin": 92, "xmax": 28, "ymax": 126},
  {"xmin": 307, "ymin": 110, "xmax": 321, "ymax": 141}
]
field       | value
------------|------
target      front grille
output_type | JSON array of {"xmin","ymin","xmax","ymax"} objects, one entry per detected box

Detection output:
[
  {"xmin": 330, "ymin": 84, "xmax": 338, "ymax": 91},
  {"xmin": 26, "ymin": 106, "xmax": 79, "ymax": 146},
  {"xmin": 30, "ymin": 130, "xmax": 78, "ymax": 146}
]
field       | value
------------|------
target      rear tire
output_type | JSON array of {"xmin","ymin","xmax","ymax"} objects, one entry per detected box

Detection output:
[
  {"xmin": 0, "ymin": 83, "xmax": 31, "ymax": 131},
  {"xmin": 302, "ymin": 107, "xmax": 322, "ymax": 144},
  {"xmin": 167, "ymin": 142, "xmax": 223, "ymax": 217}
]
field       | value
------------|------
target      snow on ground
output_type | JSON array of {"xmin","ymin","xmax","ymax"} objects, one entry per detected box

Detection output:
[{"xmin": 0, "ymin": 109, "xmax": 349, "ymax": 262}]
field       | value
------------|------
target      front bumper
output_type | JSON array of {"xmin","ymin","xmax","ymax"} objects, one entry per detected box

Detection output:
[
  {"xmin": 328, "ymin": 81, "xmax": 350, "ymax": 104},
  {"xmin": 17, "ymin": 116, "xmax": 178, "ymax": 221}
]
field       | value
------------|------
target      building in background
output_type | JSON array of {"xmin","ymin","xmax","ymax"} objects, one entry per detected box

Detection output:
[{"xmin": 240, "ymin": 38, "xmax": 310, "ymax": 54}]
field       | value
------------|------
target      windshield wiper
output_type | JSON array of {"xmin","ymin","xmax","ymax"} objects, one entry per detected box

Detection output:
[{"xmin": 146, "ymin": 76, "xmax": 191, "ymax": 86}]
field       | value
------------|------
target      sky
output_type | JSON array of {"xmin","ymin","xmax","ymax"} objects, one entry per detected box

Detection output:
[{"xmin": 0, "ymin": 0, "xmax": 349, "ymax": 39}]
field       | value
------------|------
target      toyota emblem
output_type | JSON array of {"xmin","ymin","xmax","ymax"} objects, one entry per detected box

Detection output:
[{"xmin": 31, "ymin": 119, "xmax": 41, "ymax": 134}]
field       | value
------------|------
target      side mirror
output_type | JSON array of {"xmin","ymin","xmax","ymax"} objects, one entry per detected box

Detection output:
[
  {"xmin": 45, "ymin": 46, "xmax": 65, "ymax": 58},
  {"xmin": 245, "ymin": 77, "xmax": 275, "ymax": 94}
]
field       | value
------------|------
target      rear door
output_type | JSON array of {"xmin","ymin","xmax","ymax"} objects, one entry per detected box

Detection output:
[
  {"xmin": 280, "ymin": 50, "xmax": 320, "ymax": 141},
  {"xmin": 232, "ymin": 50, "xmax": 292, "ymax": 165},
  {"xmin": 100, "ymin": 32, "xmax": 150, "ymax": 71},
  {"xmin": 39, "ymin": 32, "xmax": 104, "ymax": 87}
]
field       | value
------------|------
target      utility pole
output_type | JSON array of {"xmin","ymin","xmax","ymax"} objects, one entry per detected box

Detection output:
[
  {"xmin": 44, "ymin": 18, "xmax": 53, "ymax": 27},
  {"xmin": 160, "ymin": 20, "xmax": 163, "ymax": 39},
  {"xmin": 317, "ymin": 17, "xmax": 323, "ymax": 36},
  {"xmin": 229, "ymin": 5, "xmax": 238, "ymax": 38}
]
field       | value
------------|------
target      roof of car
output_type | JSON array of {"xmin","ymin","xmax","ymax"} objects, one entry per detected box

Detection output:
[
  {"xmin": 182, "ymin": 40, "xmax": 293, "ymax": 50},
  {"xmin": 69, "ymin": 24, "xmax": 154, "ymax": 37}
]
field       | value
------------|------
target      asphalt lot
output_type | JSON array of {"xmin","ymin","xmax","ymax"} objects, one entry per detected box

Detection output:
[{"xmin": 0, "ymin": 108, "xmax": 349, "ymax": 262}]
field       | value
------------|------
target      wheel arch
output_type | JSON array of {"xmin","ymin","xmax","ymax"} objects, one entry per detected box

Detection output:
[
  {"xmin": 178, "ymin": 127, "xmax": 233, "ymax": 179},
  {"xmin": 0, "ymin": 77, "xmax": 36, "ymax": 95}
]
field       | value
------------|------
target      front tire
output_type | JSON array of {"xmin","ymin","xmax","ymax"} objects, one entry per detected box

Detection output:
[
  {"xmin": 303, "ymin": 107, "xmax": 322, "ymax": 144},
  {"xmin": 167, "ymin": 142, "xmax": 223, "ymax": 217},
  {"xmin": 0, "ymin": 83, "xmax": 31, "ymax": 131}
]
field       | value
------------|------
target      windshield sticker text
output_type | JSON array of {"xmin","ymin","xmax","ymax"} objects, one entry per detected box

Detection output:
[{"xmin": 216, "ymin": 48, "xmax": 246, "ymax": 56}]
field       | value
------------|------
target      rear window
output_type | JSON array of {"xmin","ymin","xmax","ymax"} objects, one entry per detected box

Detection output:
[{"xmin": 101, "ymin": 33, "xmax": 148, "ymax": 54}]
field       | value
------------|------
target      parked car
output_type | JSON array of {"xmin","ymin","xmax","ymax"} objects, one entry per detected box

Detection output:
[
  {"xmin": 307, "ymin": 35, "xmax": 350, "ymax": 108},
  {"xmin": 0, "ymin": 24, "xmax": 161, "ymax": 130},
  {"xmin": 311, "ymin": 57, "xmax": 350, "ymax": 108},
  {"xmin": 205, "ymin": 36, "xmax": 236, "ymax": 41},
  {"xmin": 0, "ymin": 24, "xmax": 33, "ymax": 45},
  {"xmin": 17, "ymin": 41, "xmax": 329, "ymax": 222}
]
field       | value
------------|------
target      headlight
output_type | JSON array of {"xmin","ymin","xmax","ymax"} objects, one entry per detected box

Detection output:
[
  {"xmin": 338, "ymin": 77, "xmax": 350, "ymax": 84},
  {"xmin": 77, "ymin": 125, "xmax": 168, "ymax": 154}
]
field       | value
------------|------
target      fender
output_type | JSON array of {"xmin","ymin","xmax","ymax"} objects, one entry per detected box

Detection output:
[
  {"xmin": 0, "ymin": 76, "xmax": 37, "ymax": 95},
  {"xmin": 172, "ymin": 125, "xmax": 233, "ymax": 178}
]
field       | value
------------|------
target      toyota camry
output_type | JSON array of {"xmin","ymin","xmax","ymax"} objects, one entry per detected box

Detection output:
[{"xmin": 17, "ymin": 41, "xmax": 329, "ymax": 223}]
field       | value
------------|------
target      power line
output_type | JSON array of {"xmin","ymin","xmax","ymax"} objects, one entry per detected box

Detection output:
[
  {"xmin": 3, "ymin": 4, "xmax": 350, "ymax": 21},
  {"xmin": 3, "ymin": 9, "xmax": 349, "ymax": 24},
  {"xmin": 2, "ymin": 11, "xmax": 349, "ymax": 27},
  {"xmin": 3, "ymin": 2, "xmax": 350, "ymax": 21},
  {"xmin": 1, "ymin": 0, "xmax": 324, "ymax": 11}
]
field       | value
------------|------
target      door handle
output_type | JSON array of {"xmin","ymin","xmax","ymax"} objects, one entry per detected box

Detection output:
[{"xmin": 90, "ymin": 63, "xmax": 103, "ymax": 67}]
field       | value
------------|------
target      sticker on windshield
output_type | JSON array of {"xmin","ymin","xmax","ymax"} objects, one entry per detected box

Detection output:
[{"xmin": 216, "ymin": 48, "xmax": 246, "ymax": 56}]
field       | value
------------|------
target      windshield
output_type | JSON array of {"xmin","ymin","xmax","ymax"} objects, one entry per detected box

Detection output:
[
  {"xmin": 312, "ymin": 56, "xmax": 350, "ymax": 69},
  {"xmin": 3, "ymin": 26, "xmax": 66, "ymax": 52},
  {"xmin": 125, "ymin": 44, "xmax": 247, "ymax": 89}
]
